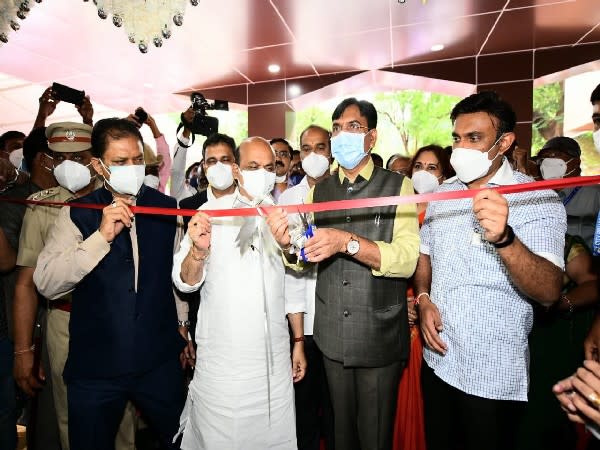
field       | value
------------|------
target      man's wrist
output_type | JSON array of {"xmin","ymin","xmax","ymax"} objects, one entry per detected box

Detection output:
[
  {"xmin": 339, "ymin": 230, "xmax": 351, "ymax": 253},
  {"xmin": 493, "ymin": 225, "xmax": 515, "ymax": 248},
  {"xmin": 190, "ymin": 245, "xmax": 209, "ymax": 262}
]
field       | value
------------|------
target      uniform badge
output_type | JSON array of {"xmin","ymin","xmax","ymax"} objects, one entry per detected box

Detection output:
[{"xmin": 65, "ymin": 130, "xmax": 76, "ymax": 141}]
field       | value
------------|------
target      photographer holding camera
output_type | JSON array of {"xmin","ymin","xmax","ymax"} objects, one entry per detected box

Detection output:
[
  {"xmin": 125, "ymin": 108, "xmax": 171, "ymax": 193},
  {"xmin": 171, "ymin": 93, "xmax": 229, "ymax": 201},
  {"xmin": 170, "ymin": 107, "xmax": 198, "ymax": 201}
]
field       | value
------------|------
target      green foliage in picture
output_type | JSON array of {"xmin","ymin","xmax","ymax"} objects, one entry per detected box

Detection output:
[
  {"xmin": 532, "ymin": 81, "xmax": 564, "ymax": 154},
  {"xmin": 373, "ymin": 90, "xmax": 459, "ymax": 162}
]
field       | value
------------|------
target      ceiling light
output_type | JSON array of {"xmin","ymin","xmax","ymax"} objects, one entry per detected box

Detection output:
[
  {"xmin": 268, "ymin": 64, "xmax": 281, "ymax": 74},
  {"xmin": 288, "ymin": 84, "xmax": 301, "ymax": 96},
  {"xmin": 431, "ymin": 44, "xmax": 445, "ymax": 52},
  {"xmin": 143, "ymin": 83, "xmax": 153, "ymax": 88}
]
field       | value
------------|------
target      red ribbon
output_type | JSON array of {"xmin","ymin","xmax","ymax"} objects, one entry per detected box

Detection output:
[{"xmin": 2, "ymin": 175, "xmax": 599, "ymax": 218}]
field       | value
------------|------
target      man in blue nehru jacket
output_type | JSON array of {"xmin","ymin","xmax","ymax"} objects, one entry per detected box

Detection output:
[{"xmin": 33, "ymin": 118, "xmax": 187, "ymax": 450}]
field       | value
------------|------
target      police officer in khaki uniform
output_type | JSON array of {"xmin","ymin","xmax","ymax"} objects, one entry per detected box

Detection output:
[{"xmin": 12, "ymin": 122, "xmax": 137, "ymax": 450}]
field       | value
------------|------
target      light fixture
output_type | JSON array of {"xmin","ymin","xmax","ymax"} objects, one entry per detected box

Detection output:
[
  {"xmin": 268, "ymin": 64, "xmax": 281, "ymax": 74},
  {"xmin": 0, "ymin": 0, "xmax": 40, "ymax": 45},
  {"xmin": 143, "ymin": 82, "xmax": 153, "ymax": 88},
  {"xmin": 88, "ymin": 0, "xmax": 200, "ymax": 53},
  {"xmin": 431, "ymin": 44, "xmax": 444, "ymax": 52},
  {"xmin": 288, "ymin": 84, "xmax": 301, "ymax": 97}
]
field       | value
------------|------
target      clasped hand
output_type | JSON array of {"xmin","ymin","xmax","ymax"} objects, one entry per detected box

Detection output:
[
  {"xmin": 188, "ymin": 211, "xmax": 211, "ymax": 253},
  {"xmin": 266, "ymin": 208, "xmax": 346, "ymax": 262},
  {"xmin": 472, "ymin": 189, "xmax": 509, "ymax": 244}
]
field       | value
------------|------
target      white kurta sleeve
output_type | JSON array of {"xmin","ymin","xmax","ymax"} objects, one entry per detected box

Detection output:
[{"xmin": 172, "ymin": 232, "xmax": 206, "ymax": 293}]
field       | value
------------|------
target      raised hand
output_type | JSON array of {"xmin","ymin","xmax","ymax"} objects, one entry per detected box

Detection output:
[
  {"xmin": 188, "ymin": 211, "xmax": 211, "ymax": 255},
  {"xmin": 472, "ymin": 189, "xmax": 509, "ymax": 244},
  {"xmin": 99, "ymin": 198, "xmax": 134, "ymax": 243},
  {"xmin": 76, "ymin": 95, "xmax": 94, "ymax": 126}
]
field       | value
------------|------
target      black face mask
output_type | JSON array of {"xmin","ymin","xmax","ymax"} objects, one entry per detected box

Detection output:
[{"xmin": 189, "ymin": 176, "xmax": 199, "ymax": 189}]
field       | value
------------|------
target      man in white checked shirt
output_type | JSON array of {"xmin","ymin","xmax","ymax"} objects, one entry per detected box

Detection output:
[{"xmin": 414, "ymin": 91, "xmax": 566, "ymax": 450}]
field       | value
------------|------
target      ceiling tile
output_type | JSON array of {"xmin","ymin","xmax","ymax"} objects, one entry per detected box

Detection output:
[
  {"xmin": 391, "ymin": 0, "xmax": 506, "ymax": 27},
  {"xmin": 391, "ymin": 13, "xmax": 499, "ymax": 65},
  {"xmin": 482, "ymin": 0, "xmax": 600, "ymax": 54},
  {"xmin": 237, "ymin": 44, "xmax": 316, "ymax": 82},
  {"xmin": 580, "ymin": 23, "xmax": 600, "ymax": 44},
  {"xmin": 243, "ymin": 1, "xmax": 295, "ymax": 48},
  {"xmin": 273, "ymin": 0, "xmax": 390, "ymax": 37},
  {"xmin": 300, "ymin": 29, "xmax": 392, "ymax": 74},
  {"xmin": 506, "ymin": 0, "xmax": 575, "ymax": 9}
]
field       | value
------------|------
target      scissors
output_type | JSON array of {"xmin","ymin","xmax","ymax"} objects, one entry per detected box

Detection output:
[{"xmin": 299, "ymin": 211, "xmax": 314, "ymax": 263}]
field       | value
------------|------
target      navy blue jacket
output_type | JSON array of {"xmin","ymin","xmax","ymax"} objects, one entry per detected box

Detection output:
[{"xmin": 65, "ymin": 186, "xmax": 185, "ymax": 380}]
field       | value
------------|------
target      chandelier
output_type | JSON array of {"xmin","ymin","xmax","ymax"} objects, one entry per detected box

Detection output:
[
  {"xmin": 0, "ymin": 0, "xmax": 40, "ymax": 45},
  {"xmin": 88, "ymin": 0, "xmax": 199, "ymax": 53}
]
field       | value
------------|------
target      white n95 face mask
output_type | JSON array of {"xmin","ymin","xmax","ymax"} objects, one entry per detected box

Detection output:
[
  {"xmin": 143, "ymin": 174, "xmax": 160, "ymax": 189},
  {"xmin": 539, "ymin": 158, "xmax": 570, "ymax": 180},
  {"xmin": 302, "ymin": 152, "xmax": 330, "ymax": 179},
  {"xmin": 101, "ymin": 160, "xmax": 146, "ymax": 196},
  {"xmin": 9, "ymin": 148, "xmax": 23, "ymax": 169},
  {"xmin": 54, "ymin": 160, "xmax": 92, "ymax": 193},
  {"xmin": 241, "ymin": 168, "xmax": 276, "ymax": 199},
  {"xmin": 450, "ymin": 135, "xmax": 504, "ymax": 184},
  {"xmin": 411, "ymin": 170, "xmax": 441, "ymax": 194},
  {"xmin": 206, "ymin": 162, "xmax": 234, "ymax": 191}
]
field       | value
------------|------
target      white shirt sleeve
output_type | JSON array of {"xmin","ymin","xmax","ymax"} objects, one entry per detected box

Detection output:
[
  {"xmin": 171, "ymin": 231, "xmax": 206, "ymax": 293},
  {"xmin": 284, "ymin": 268, "xmax": 307, "ymax": 315},
  {"xmin": 170, "ymin": 135, "xmax": 193, "ymax": 202}
]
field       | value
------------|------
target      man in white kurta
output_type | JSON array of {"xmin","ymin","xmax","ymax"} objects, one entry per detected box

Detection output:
[{"xmin": 172, "ymin": 137, "xmax": 303, "ymax": 450}]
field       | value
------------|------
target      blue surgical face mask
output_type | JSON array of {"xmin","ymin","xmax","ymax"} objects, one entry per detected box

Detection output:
[{"xmin": 331, "ymin": 131, "xmax": 368, "ymax": 170}]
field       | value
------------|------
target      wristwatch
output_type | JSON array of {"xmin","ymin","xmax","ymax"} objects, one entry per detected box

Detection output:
[{"xmin": 345, "ymin": 234, "xmax": 360, "ymax": 256}]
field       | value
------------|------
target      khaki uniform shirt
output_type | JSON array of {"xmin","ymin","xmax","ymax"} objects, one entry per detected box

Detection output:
[{"xmin": 17, "ymin": 186, "xmax": 75, "ymax": 269}]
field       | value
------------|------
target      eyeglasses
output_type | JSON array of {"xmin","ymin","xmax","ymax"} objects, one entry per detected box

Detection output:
[
  {"xmin": 274, "ymin": 150, "xmax": 291, "ymax": 159},
  {"xmin": 331, "ymin": 121, "xmax": 369, "ymax": 135}
]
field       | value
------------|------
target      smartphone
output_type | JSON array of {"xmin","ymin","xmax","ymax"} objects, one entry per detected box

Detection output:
[
  {"xmin": 134, "ymin": 107, "xmax": 148, "ymax": 124},
  {"xmin": 52, "ymin": 82, "xmax": 85, "ymax": 106}
]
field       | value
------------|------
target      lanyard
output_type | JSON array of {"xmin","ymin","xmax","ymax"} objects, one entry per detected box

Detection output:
[
  {"xmin": 593, "ymin": 212, "xmax": 600, "ymax": 257},
  {"xmin": 562, "ymin": 186, "xmax": 581, "ymax": 206}
]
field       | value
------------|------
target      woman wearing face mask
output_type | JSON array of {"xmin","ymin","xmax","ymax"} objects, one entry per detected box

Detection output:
[
  {"xmin": 392, "ymin": 144, "xmax": 454, "ymax": 450},
  {"xmin": 407, "ymin": 145, "xmax": 455, "ymax": 223}
]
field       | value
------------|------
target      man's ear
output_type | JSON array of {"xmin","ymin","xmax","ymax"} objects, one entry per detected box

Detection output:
[
  {"xmin": 91, "ymin": 157, "xmax": 106, "ymax": 178},
  {"xmin": 366, "ymin": 129, "xmax": 378, "ymax": 151},
  {"xmin": 231, "ymin": 163, "xmax": 242, "ymax": 184},
  {"xmin": 497, "ymin": 132, "xmax": 516, "ymax": 155}
]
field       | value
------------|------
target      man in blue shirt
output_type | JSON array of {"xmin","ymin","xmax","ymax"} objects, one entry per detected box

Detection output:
[{"xmin": 414, "ymin": 91, "xmax": 566, "ymax": 450}]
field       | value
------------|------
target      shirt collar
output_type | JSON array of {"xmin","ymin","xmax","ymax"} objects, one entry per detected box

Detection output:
[
  {"xmin": 298, "ymin": 175, "xmax": 310, "ymax": 189},
  {"xmin": 443, "ymin": 157, "xmax": 517, "ymax": 187},
  {"xmin": 337, "ymin": 157, "xmax": 374, "ymax": 183},
  {"xmin": 208, "ymin": 186, "xmax": 239, "ymax": 202}
]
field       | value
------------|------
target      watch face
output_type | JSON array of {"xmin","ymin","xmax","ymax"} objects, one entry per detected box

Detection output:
[{"xmin": 347, "ymin": 239, "xmax": 360, "ymax": 255}]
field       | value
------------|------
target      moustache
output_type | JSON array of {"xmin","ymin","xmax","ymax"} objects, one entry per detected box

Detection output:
[{"xmin": 275, "ymin": 161, "xmax": 285, "ymax": 167}]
